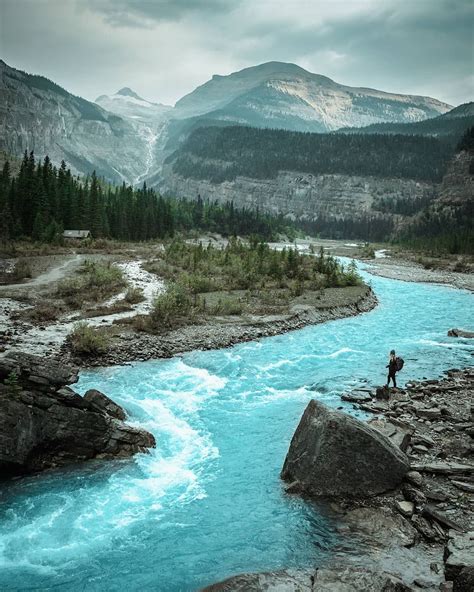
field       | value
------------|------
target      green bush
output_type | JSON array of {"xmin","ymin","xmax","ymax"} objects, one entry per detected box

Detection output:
[
  {"xmin": 149, "ymin": 282, "xmax": 192, "ymax": 328},
  {"xmin": 68, "ymin": 322, "xmax": 109, "ymax": 355},
  {"xmin": 124, "ymin": 286, "xmax": 145, "ymax": 304}
]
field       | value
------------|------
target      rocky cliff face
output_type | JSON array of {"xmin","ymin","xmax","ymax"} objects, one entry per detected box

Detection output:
[
  {"xmin": 162, "ymin": 164, "xmax": 436, "ymax": 221},
  {"xmin": 437, "ymin": 150, "xmax": 474, "ymax": 206},
  {"xmin": 0, "ymin": 352, "xmax": 155, "ymax": 476},
  {"xmin": 0, "ymin": 61, "xmax": 153, "ymax": 184}
]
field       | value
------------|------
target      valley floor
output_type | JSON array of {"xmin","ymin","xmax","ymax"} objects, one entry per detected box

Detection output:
[{"xmin": 0, "ymin": 238, "xmax": 472, "ymax": 366}]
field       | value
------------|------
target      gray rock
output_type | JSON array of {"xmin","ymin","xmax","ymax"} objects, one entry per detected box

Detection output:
[
  {"xmin": 0, "ymin": 351, "xmax": 78, "ymax": 391},
  {"xmin": 405, "ymin": 471, "xmax": 423, "ymax": 487},
  {"xmin": 444, "ymin": 531, "xmax": 474, "ymax": 585},
  {"xmin": 201, "ymin": 569, "xmax": 314, "ymax": 591},
  {"xmin": 281, "ymin": 400, "xmax": 409, "ymax": 498},
  {"xmin": 0, "ymin": 354, "xmax": 155, "ymax": 476},
  {"xmin": 369, "ymin": 418, "xmax": 413, "ymax": 452},
  {"xmin": 83, "ymin": 389, "xmax": 126, "ymax": 421},
  {"xmin": 202, "ymin": 566, "xmax": 414, "ymax": 592},
  {"xmin": 447, "ymin": 329, "xmax": 474, "ymax": 338},
  {"xmin": 395, "ymin": 501, "xmax": 415, "ymax": 518},
  {"xmin": 342, "ymin": 507, "xmax": 417, "ymax": 548}
]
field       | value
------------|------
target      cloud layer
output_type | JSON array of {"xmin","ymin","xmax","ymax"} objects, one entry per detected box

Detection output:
[{"xmin": 1, "ymin": 0, "xmax": 472, "ymax": 107}]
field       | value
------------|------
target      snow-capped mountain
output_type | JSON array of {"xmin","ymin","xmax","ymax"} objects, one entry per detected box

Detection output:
[
  {"xmin": 0, "ymin": 58, "xmax": 457, "ymax": 189},
  {"xmin": 173, "ymin": 61, "xmax": 452, "ymax": 132},
  {"xmin": 96, "ymin": 87, "xmax": 171, "ymax": 123}
]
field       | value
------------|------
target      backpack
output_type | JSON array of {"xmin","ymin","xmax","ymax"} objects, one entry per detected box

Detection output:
[{"xmin": 396, "ymin": 357, "xmax": 404, "ymax": 372}]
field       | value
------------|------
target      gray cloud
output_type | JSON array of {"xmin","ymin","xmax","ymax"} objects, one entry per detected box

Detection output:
[
  {"xmin": 87, "ymin": 0, "xmax": 238, "ymax": 27},
  {"xmin": 0, "ymin": 0, "xmax": 472, "ymax": 107}
]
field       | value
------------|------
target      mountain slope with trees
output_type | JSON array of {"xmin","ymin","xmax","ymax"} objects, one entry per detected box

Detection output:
[{"xmin": 167, "ymin": 125, "xmax": 456, "ymax": 183}]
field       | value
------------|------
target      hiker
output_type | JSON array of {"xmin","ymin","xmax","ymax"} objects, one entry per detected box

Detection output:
[{"xmin": 386, "ymin": 349, "xmax": 398, "ymax": 388}]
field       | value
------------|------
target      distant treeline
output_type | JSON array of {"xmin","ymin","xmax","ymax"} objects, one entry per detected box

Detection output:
[
  {"xmin": 168, "ymin": 125, "xmax": 456, "ymax": 183},
  {"xmin": 297, "ymin": 214, "xmax": 395, "ymax": 243},
  {"xmin": 0, "ymin": 152, "xmax": 296, "ymax": 243}
]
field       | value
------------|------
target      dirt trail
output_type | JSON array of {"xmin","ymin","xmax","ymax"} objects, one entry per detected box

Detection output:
[{"xmin": 0, "ymin": 254, "xmax": 86, "ymax": 291}]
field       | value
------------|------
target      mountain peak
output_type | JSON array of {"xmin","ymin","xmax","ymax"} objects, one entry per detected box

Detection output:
[{"xmin": 117, "ymin": 87, "xmax": 144, "ymax": 100}]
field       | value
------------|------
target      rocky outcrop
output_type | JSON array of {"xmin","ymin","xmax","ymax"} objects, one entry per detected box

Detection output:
[
  {"xmin": 0, "ymin": 60, "xmax": 156, "ymax": 184},
  {"xmin": 281, "ymin": 400, "xmax": 409, "ymax": 497},
  {"xmin": 0, "ymin": 352, "xmax": 155, "ymax": 476},
  {"xmin": 203, "ymin": 370, "xmax": 473, "ymax": 591},
  {"xmin": 202, "ymin": 566, "xmax": 415, "ymax": 591},
  {"xmin": 448, "ymin": 328, "xmax": 474, "ymax": 338}
]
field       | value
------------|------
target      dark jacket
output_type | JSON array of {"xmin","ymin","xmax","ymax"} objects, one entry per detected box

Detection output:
[{"xmin": 387, "ymin": 358, "xmax": 397, "ymax": 375}]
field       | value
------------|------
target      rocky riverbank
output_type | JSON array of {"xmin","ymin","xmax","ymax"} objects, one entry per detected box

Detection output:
[
  {"xmin": 0, "ymin": 352, "xmax": 155, "ymax": 477},
  {"xmin": 363, "ymin": 256, "xmax": 474, "ymax": 291},
  {"xmin": 60, "ymin": 286, "xmax": 377, "ymax": 367},
  {"xmin": 204, "ymin": 369, "xmax": 474, "ymax": 591}
]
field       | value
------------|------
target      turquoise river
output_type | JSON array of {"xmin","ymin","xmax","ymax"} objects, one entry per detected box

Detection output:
[{"xmin": 0, "ymin": 264, "xmax": 473, "ymax": 591}]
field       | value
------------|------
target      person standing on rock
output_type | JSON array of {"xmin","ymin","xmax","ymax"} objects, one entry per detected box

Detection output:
[{"xmin": 386, "ymin": 349, "xmax": 398, "ymax": 388}]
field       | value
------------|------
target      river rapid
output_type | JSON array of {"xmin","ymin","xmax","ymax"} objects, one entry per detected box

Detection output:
[{"xmin": 0, "ymin": 266, "xmax": 472, "ymax": 591}]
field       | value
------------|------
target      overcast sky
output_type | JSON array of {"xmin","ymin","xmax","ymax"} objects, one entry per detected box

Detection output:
[{"xmin": 1, "ymin": 0, "xmax": 473, "ymax": 107}]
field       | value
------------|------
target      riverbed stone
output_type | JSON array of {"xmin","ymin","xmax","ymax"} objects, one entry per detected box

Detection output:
[
  {"xmin": 281, "ymin": 400, "xmax": 410, "ymax": 498},
  {"xmin": 444, "ymin": 531, "xmax": 474, "ymax": 583}
]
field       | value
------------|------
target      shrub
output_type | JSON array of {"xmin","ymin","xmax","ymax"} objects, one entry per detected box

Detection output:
[
  {"xmin": 358, "ymin": 243, "xmax": 375, "ymax": 259},
  {"xmin": 149, "ymin": 282, "xmax": 192, "ymax": 328},
  {"xmin": 11, "ymin": 258, "xmax": 32, "ymax": 281},
  {"xmin": 181, "ymin": 272, "xmax": 220, "ymax": 294},
  {"xmin": 209, "ymin": 296, "xmax": 243, "ymax": 316},
  {"xmin": 21, "ymin": 301, "xmax": 64, "ymax": 323},
  {"xmin": 124, "ymin": 286, "xmax": 145, "ymax": 304},
  {"xmin": 68, "ymin": 322, "xmax": 110, "ymax": 355}
]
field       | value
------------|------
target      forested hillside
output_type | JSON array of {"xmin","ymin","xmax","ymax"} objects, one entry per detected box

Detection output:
[
  {"xmin": 167, "ymin": 126, "xmax": 455, "ymax": 183},
  {"xmin": 397, "ymin": 127, "xmax": 474, "ymax": 254},
  {"xmin": 0, "ymin": 152, "xmax": 295, "ymax": 243}
]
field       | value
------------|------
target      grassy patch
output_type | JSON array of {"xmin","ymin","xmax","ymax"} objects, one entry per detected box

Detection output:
[
  {"xmin": 68, "ymin": 322, "xmax": 110, "ymax": 355},
  {"xmin": 138, "ymin": 239, "xmax": 364, "ymax": 331},
  {"xmin": 14, "ymin": 301, "xmax": 65, "ymax": 324},
  {"xmin": 57, "ymin": 260, "xmax": 127, "ymax": 307}
]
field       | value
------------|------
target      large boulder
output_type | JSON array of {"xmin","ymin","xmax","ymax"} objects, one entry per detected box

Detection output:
[
  {"xmin": 281, "ymin": 400, "xmax": 409, "ymax": 497},
  {"xmin": 0, "ymin": 352, "xmax": 155, "ymax": 476}
]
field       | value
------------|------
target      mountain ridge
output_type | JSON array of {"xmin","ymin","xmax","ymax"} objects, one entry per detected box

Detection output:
[{"xmin": 173, "ymin": 61, "xmax": 452, "ymax": 131}]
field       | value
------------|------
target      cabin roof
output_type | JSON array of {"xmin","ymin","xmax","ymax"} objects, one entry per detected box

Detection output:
[{"xmin": 63, "ymin": 230, "xmax": 91, "ymax": 238}]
